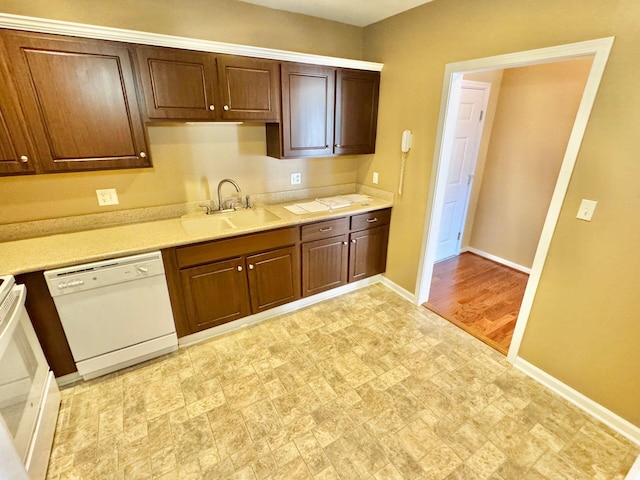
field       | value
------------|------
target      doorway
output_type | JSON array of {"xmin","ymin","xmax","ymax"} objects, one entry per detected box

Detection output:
[{"xmin": 414, "ymin": 38, "xmax": 614, "ymax": 362}]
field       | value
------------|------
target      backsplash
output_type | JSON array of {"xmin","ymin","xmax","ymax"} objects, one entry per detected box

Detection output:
[{"xmin": 0, "ymin": 184, "xmax": 393, "ymax": 242}]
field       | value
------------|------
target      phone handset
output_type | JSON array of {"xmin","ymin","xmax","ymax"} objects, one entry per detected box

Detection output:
[{"xmin": 399, "ymin": 130, "xmax": 412, "ymax": 196}]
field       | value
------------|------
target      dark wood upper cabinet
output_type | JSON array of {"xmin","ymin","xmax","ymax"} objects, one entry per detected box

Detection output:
[
  {"xmin": 2, "ymin": 31, "xmax": 150, "ymax": 173},
  {"xmin": 0, "ymin": 49, "xmax": 36, "ymax": 176},
  {"xmin": 267, "ymin": 63, "xmax": 335, "ymax": 158},
  {"xmin": 334, "ymin": 69, "xmax": 380, "ymax": 156},
  {"xmin": 216, "ymin": 55, "xmax": 280, "ymax": 121},
  {"xmin": 136, "ymin": 46, "xmax": 218, "ymax": 120}
]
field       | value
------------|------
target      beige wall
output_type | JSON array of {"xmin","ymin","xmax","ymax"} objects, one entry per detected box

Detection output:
[
  {"xmin": 468, "ymin": 58, "xmax": 592, "ymax": 268},
  {"xmin": 362, "ymin": 0, "xmax": 640, "ymax": 425},
  {"xmin": 0, "ymin": 0, "xmax": 364, "ymax": 224},
  {"xmin": 460, "ymin": 70, "xmax": 504, "ymax": 249}
]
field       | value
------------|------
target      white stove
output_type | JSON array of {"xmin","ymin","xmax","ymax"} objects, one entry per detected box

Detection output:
[{"xmin": 0, "ymin": 274, "xmax": 60, "ymax": 480}]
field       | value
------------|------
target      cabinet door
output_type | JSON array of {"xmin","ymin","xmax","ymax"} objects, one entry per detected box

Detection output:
[
  {"xmin": 217, "ymin": 55, "xmax": 280, "ymax": 121},
  {"xmin": 180, "ymin": 257, "xmax": 250, "ymax": 332},
  {"xmin": 302, "ymin": 235, "xmax": 348, "ymax": 297},
  {"xmin": 0, "ymin": 54, "xmax": 36, "ymax": 175},
  {"xmin": 348, "ymin": 225, "xmax": 389, "ymax": 283},
  {"xmin": 278, "ymin": 62, "xmax": 335, "ymax": 158},
  {"xmin": 334, "ymin": 69, "xmax": 380, "ymax": 155},
  {"xmin": 136, "ymin": 46, "xmax": 218, "ymax": 120},
  {"xmin": 246, "ymin": 246, "xmax": 300, "ymax": 313},
  {"xmin": 2, "ymin": 31, "xmax": 150, "ymax": 173}
]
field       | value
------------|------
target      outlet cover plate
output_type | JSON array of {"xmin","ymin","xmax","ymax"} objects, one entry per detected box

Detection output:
[
  {"xmin": 291, "ymin": 173, "xmax": 301, "ymax": 185},
  {"xmin": 96, "ymin": 188, "xmax": 119, "ymax": 206}
]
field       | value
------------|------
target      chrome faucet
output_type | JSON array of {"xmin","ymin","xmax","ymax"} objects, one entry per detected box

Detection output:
[{"xmin": 217, "ymin": 178, "xmax": 241, "ymax": 211}]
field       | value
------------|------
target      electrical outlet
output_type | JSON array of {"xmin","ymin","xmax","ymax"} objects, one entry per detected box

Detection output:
[
  {"xmin": 373, "ymin": 172, "xmax": 379, "ymax": 184},
  {"xmin": 96, "ymin": 188, "xmax": 119, "ymax": 206},
  {"xmin": 291, "ymin": 173, "xmax": 301, "ymax": 185}
]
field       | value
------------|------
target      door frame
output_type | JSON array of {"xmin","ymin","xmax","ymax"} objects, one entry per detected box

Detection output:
[
  {"xmin": 435, "ymin": 80, "xmax": 491, "ymax": 262},
  {"xmin": 414, "ymin": 37, "xmax": 614, "ymax": 362}
]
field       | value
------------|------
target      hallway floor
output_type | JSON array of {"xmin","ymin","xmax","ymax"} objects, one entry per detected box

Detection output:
[
  {"xmin": 46, "ymin": 284, "xmax": 637, "ymax": 479},
  {"xmin": 424, "ymin": 252, "xmax": 529, "ymax": 355}
]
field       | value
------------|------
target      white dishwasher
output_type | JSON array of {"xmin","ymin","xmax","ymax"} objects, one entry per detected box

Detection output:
[{"xmin": 44, "ymin": 251, "xmax": 178, "ymax": 380}]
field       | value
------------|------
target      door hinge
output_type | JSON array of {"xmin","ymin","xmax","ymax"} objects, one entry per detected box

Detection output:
[
  {"xmin": 457, "ymin": 232, "xmax": 461, "ymax": 241},
  {"xmin": 479, "ymin": 110, "xmax": 484, "ymax": 122}
]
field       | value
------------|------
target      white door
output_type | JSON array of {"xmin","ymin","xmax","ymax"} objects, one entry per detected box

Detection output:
[{"xmin": 435, "ymin": 83, "xmax": 488, "ymax": 262}]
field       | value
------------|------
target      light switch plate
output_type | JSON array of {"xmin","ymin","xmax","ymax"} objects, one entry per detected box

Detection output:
[
  {"xmin": 96, "ymin": 188, "xmax": 119, "ymax": 206},
  {"xmin": 290, "ymin": 173, "xmax": 301, "ymax": 185},
  {"xmin": 373, "ymin": 172, "xmax": 379, "ymax": 184},
  {"xmin": 576, "ymin": 199, "xmax": 597, "ymax": 221}
]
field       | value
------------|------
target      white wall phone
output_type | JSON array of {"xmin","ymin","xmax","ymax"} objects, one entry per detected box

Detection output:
[{"xmin": 398, "ymin": 130, "xmax": 412, "ymax": 196}]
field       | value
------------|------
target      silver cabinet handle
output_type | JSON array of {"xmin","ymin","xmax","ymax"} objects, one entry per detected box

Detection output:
[
  {"xmin": 140, "ymin": 152, "xmax": 147, "ymax": 158},
  {"xmin": 319, "ymin": 227, "xmax": 333, "ymax": 232},
  {"xmin": 351, "ymin": 239, "xmax": 357, "ymax": 244},
  {"xmin": 223, "ymin": 105, "xmax": 230, "ymax": 111},
  {"xmin": 20, "ymin": 155, "xmax": 28, "ymax": 163},
  {"xmin": 342, "ymin": 241, "xmax": 347, "ymax": 245},
  {"xmin": 366, "ymin": 218, "xmax": 378, "ymax": 223},
  {"xmin": 209, "ymin": 105, "xmax": 215, "ymax": 111},
  {"xmin": 335, "ymin": 144, "xmax": 342, "ymax": 148},
  {"xmin": 248, "ymin": 264, "xmax": 254, "ymax": 270},
  {"xmin": 237, "ymin": 265, "xmax": 243, "ymax": 272}
]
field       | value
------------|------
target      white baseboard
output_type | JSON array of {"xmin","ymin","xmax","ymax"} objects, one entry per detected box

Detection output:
[
  {"xmin": 55, "ymin": 372, "xmax": 81, "ymax": 387},
  {"xmin": 513, "ymin": 357, "xmax": 640, "ymax": 446},
  {"xmin": 379, "ymin": 275, "xmax": 417, "ymax": 304},
  {"xmin": 462, "ymin": 247, "xmax": 531, "ymax": 274},
  {"xmin": 179, "ymin": 275, "xmax": 383, "ymax": 348},
  {"xmin": 626, "ymin": 454, "xmax": 640, "ymax": 480}
]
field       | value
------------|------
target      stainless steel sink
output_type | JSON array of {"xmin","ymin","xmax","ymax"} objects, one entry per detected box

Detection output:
[{"xmin": 180, "ymin": 208, "xmax": 280, "ymax": 235}]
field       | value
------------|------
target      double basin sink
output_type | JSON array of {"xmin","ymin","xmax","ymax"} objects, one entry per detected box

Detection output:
[{"xmin": 180, "ymin": 208, "xmax": 281, "ymax": 235}]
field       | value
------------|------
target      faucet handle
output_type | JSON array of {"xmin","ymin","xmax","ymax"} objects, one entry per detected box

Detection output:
[{"xmin": 198, "ymin": 202, "xmax": 212, "ymax": 215}]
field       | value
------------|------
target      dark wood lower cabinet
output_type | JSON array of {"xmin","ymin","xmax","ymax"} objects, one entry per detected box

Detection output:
[
  {"xmin": 301, "ymin": 234, "xmax": 348, "ymax": 297},
  {"xmin": 247, "ymin": 246, "xmax": 300, "ymax": 313},
  {"xmin": 348, "ymin": 225, "xmax": 389, "ymax": 282},
  {"xmin": 180, "ymin": 257, "xmax": 251, "ymax": 332},
  {"xmin": 163, "ymin": 227, "xmax": 301, "ymax": 336}
]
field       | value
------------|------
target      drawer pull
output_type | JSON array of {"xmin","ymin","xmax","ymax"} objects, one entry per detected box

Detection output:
[
  {"xmin": 351, "ymin": 239, "xmax": 357, "ymax": 244},
  {"xmin": 366, "ymin": 218, "xmax": 378, "ymax": 223},
  {"xmin": 248, "ymin": 264, "xmax": 254, "ymax": 270},
  {"xmin": 319, "ymin": 227, "xmax": 333, "ymax": 232},
  {"xmin": 342, "ymin": 241, "xmax": 347, "ymax": 245},
  {"xmin": 237, "ymin": 265, "xmax": 243, "ymax": 272}
]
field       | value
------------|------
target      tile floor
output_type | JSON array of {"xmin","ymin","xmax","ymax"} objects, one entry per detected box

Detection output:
[{"xmin": 47, "ymin": 284, "xmax": 638, "ymax": 479}]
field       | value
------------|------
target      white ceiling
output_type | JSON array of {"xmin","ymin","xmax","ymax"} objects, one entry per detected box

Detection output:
[{"xmin": 237, "ymin": 0, "xmax": 435, "ymax": 27}]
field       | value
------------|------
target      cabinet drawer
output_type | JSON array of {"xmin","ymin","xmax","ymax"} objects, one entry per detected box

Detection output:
[
  {"xmin": 350, "ymin": 208, "xmax": 391, "ymax": 231},
  {"xmin": 177, "ymin": 227, "xmax": 298, "ymax": 268},
  {"xmin": 300, "ymin": 217, "xmax": 349, "ymax": 242}
]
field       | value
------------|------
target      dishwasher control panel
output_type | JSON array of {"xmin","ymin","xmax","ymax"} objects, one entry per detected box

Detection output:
[{"xmin": 44, "ymin": 252, "xmax": 165, "ymax": 297}]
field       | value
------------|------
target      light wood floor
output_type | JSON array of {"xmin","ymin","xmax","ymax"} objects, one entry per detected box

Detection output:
[{"xmin": 423, "ymin": 252, "xmax": 529, "ymax": 355}]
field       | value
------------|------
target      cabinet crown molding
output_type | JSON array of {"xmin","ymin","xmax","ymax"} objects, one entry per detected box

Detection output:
[{"xmin": 0, "ymin": 13, "xmax": 383, "ymax": 72}]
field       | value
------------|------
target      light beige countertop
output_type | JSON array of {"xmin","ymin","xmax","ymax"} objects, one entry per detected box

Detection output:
[{"xmin": 0, "ymin": 196, "xmax": 392, "ymax": 275}]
